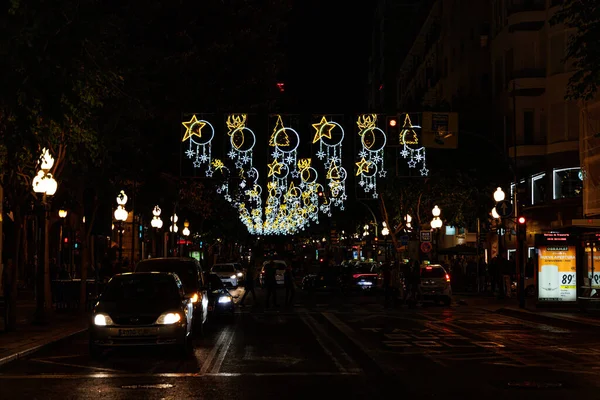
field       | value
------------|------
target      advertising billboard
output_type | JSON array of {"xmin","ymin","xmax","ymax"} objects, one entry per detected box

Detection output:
[{"xmin": 538, "ymin": 245, "xmax": 577, "ymax": 302}]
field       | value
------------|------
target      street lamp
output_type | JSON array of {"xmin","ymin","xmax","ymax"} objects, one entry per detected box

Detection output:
[
  {"xmin": 114, "ymin": 190, "xmax": 129, "ymax": 267},
  {"xmin": 58, "ymin": 209, "xmax": 67, "ymax": 278},
  {"xmin": 32, "ymin": 148, "xmax": 59, "ymax": 322},
  {"xmin": 493, "ymin": 187, "xmax": 505, "ymax": 202},
  {"xmin": 150, "ymin": 206, "xmax": 163, "ymax": 257},
  {"xmin": 381, "ymin": 222, "xmax": 389, "ymax": 261},
  {"xmin": 491, "ymin": 207, "xmax": 500, "ymax": 220},
  {"xmin": 405, "ymin": 214, "xmax": 412, "ymax": 230},
  {"xmin": 430, "ymin": 206, "xmax": 443, "ymax": 261},
  {"xmin": 182, "ymin": 221, "xmax": 190, "ymax": 237}
]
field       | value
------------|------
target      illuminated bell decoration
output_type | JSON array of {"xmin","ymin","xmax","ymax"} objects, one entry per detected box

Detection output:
[{"xmin": 356, "ymin": 114, "xmax": 387, "ymax": 198}]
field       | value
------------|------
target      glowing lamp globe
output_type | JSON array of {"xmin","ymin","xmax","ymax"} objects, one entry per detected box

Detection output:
[
  {"xmin": 182, "ymin": 227, "xmax": 190, "ymax": 237},
  {"xmin": 58, "ymin": 209, "xmax": 68, "ymax": 219},
  {"xmin": 382, "ymin": 227, "xmax": 390, "ymax": 236},
  {"xmin": 116, "ymin": 190, "xmax": 128, "ymax": 206},
  {"xmin": 491, "ymin": 207, "xmax": 500, "ymax": 219},
  {"xmin": 39, "ymin": 148, "xmax": 55, "ymax": 171},
  {"xmin": 44, "ymin": 174, "xmax": 58, "ymax": 196},
  {"xmin": 152, "ymin": 206, "xmax": 161, "ymax": 217},
  {"xmin": 493, "ymin": 187, "xmax": 505, "ymax": 202},
  {"xmin": 432, "ymin": 205, "xmax": 441, "ymax": 217}
]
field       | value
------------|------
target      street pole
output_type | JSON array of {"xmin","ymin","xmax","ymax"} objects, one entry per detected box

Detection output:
[
  {"xmin": 43, "ymin": 195, "xmax": 51, "ymax": 311},
  {"xmin": 118, "ymin": 222, "xmax": 123, "ymax": 268},
  {"xmin": 476, "ymin": 217, "xmax": 480, "ymax": 293}
]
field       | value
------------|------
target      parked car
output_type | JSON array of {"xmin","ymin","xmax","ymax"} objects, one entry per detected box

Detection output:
[
  {"xmin": 89, "ymin": 272, "xmax": 194, "ymax": 358},
  {"xmin": 135, "ymin": 257, "xmax": 208, "ymax": 333},
  {"xmin": 259, "ymin": 260, "xmax": 287, "ymax": 287},
  {"xmin": 420, "ymin": 264, "xmax": 452, "ymax": 306}
]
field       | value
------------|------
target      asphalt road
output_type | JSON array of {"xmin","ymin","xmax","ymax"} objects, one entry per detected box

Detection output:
[{"xmin": 2, "ymin": 286, "xmax": 600, "ymax": 399}]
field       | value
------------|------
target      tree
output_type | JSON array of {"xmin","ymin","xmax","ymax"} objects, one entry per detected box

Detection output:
[{"xmin": 552, "ymin": 1, "xmax": 600, "ymax": 100}]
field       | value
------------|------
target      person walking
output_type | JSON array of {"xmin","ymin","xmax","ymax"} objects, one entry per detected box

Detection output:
[
  {"xmin": 284, "ymin": 264, "xmax": 295, "ymax": 308},
  {"xmin": 239, "ymin": 264, "xmax": 256, "ymax": 306},
  {"xmin": 264, "ymin": 261, "xmax": 279, "ymax": 308}
]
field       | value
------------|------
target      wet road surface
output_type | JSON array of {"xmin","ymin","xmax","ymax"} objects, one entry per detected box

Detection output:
[{"xmin": 2, "ymin": 287, "xmax": 600, "ymax": 399}]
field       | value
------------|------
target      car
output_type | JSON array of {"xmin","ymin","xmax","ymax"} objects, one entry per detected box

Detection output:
[
  {"xmin": 89, "ymin": 272, "xmax": 195, "ymax": 358},
  {"xmin": 420, "ymin": 264, "xmax": 452, "ymax": 305},
  {"xmin": 205, "ymin": 273, "xmax": 235, "ymax": 318},
  {"xmin": 135, "ymin": 257, "xmax": 208, "ymax": 333},
  {"xmin": 339, "ymin": 261, "xmax": 379, "ymax": 292},
  {"xmin": 301, "ymin": 266, "xmax": 339, "ymax": 291},
  {"xmin": 211, "ymin": 263, "xmax": 241, "ymax": 287},
  {"xmin": 259, "ymin": 260, "xmax": 287, "ymax": 287}
]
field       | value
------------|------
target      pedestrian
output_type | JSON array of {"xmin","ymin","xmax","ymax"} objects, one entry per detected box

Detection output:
[
  {"xmin": 265, "ymin": 261, "xmax": 279, "ymax": 308},
  {"xmin": 239, "ymin": 264, "xmax": 256, "ymax": 306},
  {"xmin": 284, "ymin": 264, "xmax": 295, "ymax": 308}
]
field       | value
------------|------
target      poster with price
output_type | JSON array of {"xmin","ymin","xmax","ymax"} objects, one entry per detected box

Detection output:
[
  {"xmin": 586, "ymin": 250, "xmax": 600, "ymax": 288},
  {"xmin": 538, "ymin": 246, "xmax": 576, "ymax": 302}
]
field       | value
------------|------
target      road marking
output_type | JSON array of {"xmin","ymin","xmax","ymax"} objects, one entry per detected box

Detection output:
[
  {"xmin": 211, "ymin": 323, "xmax": 237, "ymax": 374},
  {"xmin": 200, "ymin": 328, "xmax": 230, "ymax": 373},
  {"xmin": 0, "ymin": 371, "xmax": 361, "ymax": 379},
  {"xmin": 298, "ymin": 312, "xmax": 361, "ymax": 373},
  {"xmin": 30, "ymin": 358, "xmax": 120, "ymax": 373}
]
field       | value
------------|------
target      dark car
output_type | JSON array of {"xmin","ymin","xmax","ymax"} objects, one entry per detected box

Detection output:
[
  {"xmin": 339, "ymin": 262, "xmax": 379, "ymax": 292},
  {"xmin": 135, "ymin": 258, "xmax": 208, "ymax": 333},
  {"xmin": 206, "ymin": 273, "xmax": 235, "ymax": 318},
  {"xmin": 89, "ymin": 272, "xmax": 194, "ymax": 358},
  {"xmin": 301, "ymin": 267, "xmax": 339, "ymax": 291}
]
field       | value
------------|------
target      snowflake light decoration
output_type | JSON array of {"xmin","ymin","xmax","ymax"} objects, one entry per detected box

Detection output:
[
  {"xmin": 399, "ymin": 114, "xmax": 428, "ymax": 176},
  {"xmin": 182, "ymin": 115, "xmax": 215, "ymax": 174},
  {"xmin": 355, "ymin": 114, "xmax": 387, "ymax": 198}
]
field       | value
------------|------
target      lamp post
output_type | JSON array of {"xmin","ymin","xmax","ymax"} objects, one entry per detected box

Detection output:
[
  {"xmin": 381, "ymin": 222, "xmax": 390, "ymax": 261},
  {"xmin": 430, "ymin": 205, "xmax": 443, "ymax": 261},
  {"xmin": 182, "ymin": 220, "xmax": 190, "ymax": 257},
  {"xmin": 114, "ymin": 191, "xmax": 129, "ymax": 268},
  {"xmin": 169, "ymin": 214, "xmax": 178, "ymax": 257},
  {"xmin": 32, "ymin": 149, "xmax": 58, "ymax": 322},
  {"xmin": 150, "ymin": 206, "xmax": 163, "ymax": 257},
  {"xmin": 58, "ymin": 209, "xmax": 67, "ymax": 276}
]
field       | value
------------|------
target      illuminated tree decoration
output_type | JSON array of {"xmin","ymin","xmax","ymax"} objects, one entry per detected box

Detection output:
[
  {"xmin": 399, "ymin": 114, "xmax": 428, "ymax": 176},
  {"xmin": 356, "ymin": 114, "xmax": 387, "ymax": 198},
  {"xmin": 312, "ymin": 116, "xmax": 347, "ymax": 215},
  {"xmin": 268, "ymin": 115, "xmax": 290, "ymax": 147},
  {"xmin": 226, "ymin": 114, "xmax": 256, "ymax": 171},
  {"xmin": 182, "ymin": 114, "xmax": 215, "ymax": 175}
]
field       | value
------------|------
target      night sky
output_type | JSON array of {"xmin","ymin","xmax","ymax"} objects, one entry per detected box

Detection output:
[{"xmin": 286, "ymin": 1, "xmax": 376, "ymax": 113}]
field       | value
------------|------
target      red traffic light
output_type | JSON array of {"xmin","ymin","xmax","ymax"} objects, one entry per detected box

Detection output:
[{"xmin": 518, "ymin": 216, "xmax": 526, "ymax": 224}]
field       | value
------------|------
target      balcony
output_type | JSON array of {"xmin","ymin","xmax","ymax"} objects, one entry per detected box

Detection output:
[
  {"xmin": 507, "ymin": 1, "xmax": 546, "ymax": 27},
  {"xmin": 507, "ymin": 2, "xmax": 546, "ymax": 16},
  {"xmin": 508, "ymin": 68, "xmax": 546, "ymax": 94}
]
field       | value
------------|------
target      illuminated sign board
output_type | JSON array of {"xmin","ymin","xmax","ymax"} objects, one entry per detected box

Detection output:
[{"xmin": 538, "ymin": 245, "xmax": 576, "ymax": 302}]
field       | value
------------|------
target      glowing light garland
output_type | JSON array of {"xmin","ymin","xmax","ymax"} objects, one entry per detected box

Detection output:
[
  {"xmin": 312, "ymin": 116, "xmax": 347, "ymax": 215},
  {"xmin": 356, "ymin": 114, "xmax": 387, "ymax": 198},
  {"xmin": 399, "ymin": 114, "xmax": 428, "ymax": 176},
  {"xmin": 182, "ymin": 115, "xmax": 215, "ymax": 175}
]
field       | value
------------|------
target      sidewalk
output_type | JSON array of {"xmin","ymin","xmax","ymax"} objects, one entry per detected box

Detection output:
[
  {"xmin": 454, "ymin": 292, "xmax": 600, "ymax": 328},
  {"xmin": 0, "ymin": 298, "xmax": 88, "ymax": 367}
]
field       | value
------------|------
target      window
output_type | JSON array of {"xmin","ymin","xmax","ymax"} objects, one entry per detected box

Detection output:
[
  {"xmin": 523, "ymin": 109, "xmax": 534, "ymax": 144},
  {"xmin": 531, "ymin": 173, "xmax": 546, "ymax": 204},
  {"xmin": 553, "ymin": 167, "xmax": 583, "ymax": 199},
  {"xmin": 510, "ymin": 179, "xmax": 527, "ymax": 204},
  {"xmin": 507, "ymin": 249, "xmax": 516, "ymax": 261}
]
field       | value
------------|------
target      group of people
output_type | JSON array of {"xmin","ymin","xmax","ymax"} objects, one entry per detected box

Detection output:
[
  {"xmin": 380, "ymin": 260, "xmax": 423, "ymax": 308},
  {"xmin": 239, "ymin": 260, "xmax": 296, "ymax": 309}
]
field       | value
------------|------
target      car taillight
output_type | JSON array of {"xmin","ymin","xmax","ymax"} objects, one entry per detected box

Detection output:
[
  {"xmin": 353, "ymin": 274, "xmax": 360, "ymax": 279},
  {"xmin": 445, "ymin": 274, "xmax": 450, "ymax": 282}
]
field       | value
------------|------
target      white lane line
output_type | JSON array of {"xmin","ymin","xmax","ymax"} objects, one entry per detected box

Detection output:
[
  {"xmin": 299, "ymin": 313, "xmax": 361, "ymax": 373},
  {"xmin": 200, "ymin": 328, "xmax": 230, "ymax": 373},
  {"xmin": 30, "ymin": 358, "xmax": 121, "ymax": 373},
  {"xmin": 210, "ymin": 324, "xmax": 237, "ymax": 374},
  {"xmin": 0, "ymin": 372, "xmax": 362, "ymax": 379},
  {"xmin": 321, "ymin": 312, "xmax": 398, "ymax": 374}
]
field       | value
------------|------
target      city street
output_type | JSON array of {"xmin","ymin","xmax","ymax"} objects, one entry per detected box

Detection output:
[{"xmin": 2, "ymin": 288, "xmax": 600, "ymax": 399}]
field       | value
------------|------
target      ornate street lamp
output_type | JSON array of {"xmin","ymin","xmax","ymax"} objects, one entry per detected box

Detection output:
[
  {"xmin": 114, "ymin": 190, "xmax": 129, "ymax": 266},
  {"xmin": 150, "ymin": 206, "xmax": 163, "ymax": 257},
  {"xmin": 493, "ymin": 187, "xmax": 505, "ymax": 202}
]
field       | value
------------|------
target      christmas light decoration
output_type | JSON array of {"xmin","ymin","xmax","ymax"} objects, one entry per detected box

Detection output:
[
  {"xmin": 182, "ymin": 115, "xmax": 215, "ymax": 175},
  {"xmin": 399, "ymin": 114, "xmax": 428, "ymax": 176},
  {"xmin": 226, "ymin": 114, "xmax": 256, "ymax": 172},
  {"xmin": 312, "ymin": 115, "xmax": 347, "ymax": 214},
  {"xmin": 356, "ymin": 114, "xmax": 387, "ymax": 198}
]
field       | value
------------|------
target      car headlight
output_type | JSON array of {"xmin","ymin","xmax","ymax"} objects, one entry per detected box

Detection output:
[
  {"xmin": 155, "ymin": 312, "xmax": 181, "ymax": 325},
  {"xmin": 94, "ymin": 314, "xmax": 114, "ymax": 326},
  {"xmin": 190, "ymin": 293, "xmax": 199, "ymax": 303},
  {"xmin": 230, "ymin": 275, "xmax": 236, "ymax": 280},
  {"xmin": 218, "ymin": 296, "xmax": 232, "ymax": 304},
  {"xmin": 237, "ymin": 272, "xmax": 243, "ymax": 277}
]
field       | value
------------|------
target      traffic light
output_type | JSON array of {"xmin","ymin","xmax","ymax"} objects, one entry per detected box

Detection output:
[
  {"xmin": 386, "ymin": 115, "xmax": 399, "ymax": 144},
  {"xmin": 517, "ymin": 216, "xmax": 526, "ymax": 241}
]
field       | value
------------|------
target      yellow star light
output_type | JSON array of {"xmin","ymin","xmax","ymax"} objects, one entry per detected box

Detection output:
[
  {"xmin": 268, "ymin": 160, "xmax": 283, "ymax": 177},
  {"xmin": 356, "ymin": 157, "xmax": 372, "ymax": 176},
  {"xmin": 312, "ymin": 116, "xmax": 336, "ymax": 144},
  {"xmin": 182, "ymin": 115, "xmax": 206, "ymax": 142}
]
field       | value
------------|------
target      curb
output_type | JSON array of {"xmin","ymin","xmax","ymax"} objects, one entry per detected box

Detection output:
[
  {"xmin": 495, "ymin": 307, "xmax": 600, "ymax": 329},
  {"xmin": 0, "ymin": 327, "xmax": 88, "ymax": 368}
]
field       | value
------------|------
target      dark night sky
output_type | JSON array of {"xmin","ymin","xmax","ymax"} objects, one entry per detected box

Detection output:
[{"xmin": 286, "ymin": 1, "xmax": 376, "ymax": 113}]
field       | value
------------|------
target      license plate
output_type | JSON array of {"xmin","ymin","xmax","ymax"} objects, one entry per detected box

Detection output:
[
  {"xmin": 208, "ymin": 306, "xmax": 214, "ymax": 311},
  {"xmin": 118, "ymin": 328, "xmax": 149, "ymax": 337}
]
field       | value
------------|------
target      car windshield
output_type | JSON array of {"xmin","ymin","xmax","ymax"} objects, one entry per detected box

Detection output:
[
  {"xmin": 422, "ymin": 267, "xmax": 446, "ymax": 278},
  {"xmin": 212, "ymin": 265, "xmax": 235, "ymax": 272},
  {"xmin": 207, "ymin": 274, "xmax": 225, "ymax": 289},
  {"xmin": 355, "ymin": 264, "xmax": 375, "ymax": 273},
  {"xmin": 101, "ymin": 274, "xmax": 180, "ymax": 302},
  {"xmin": 135, "ymin": 260, "xmax": 198, "ymax": 293}
]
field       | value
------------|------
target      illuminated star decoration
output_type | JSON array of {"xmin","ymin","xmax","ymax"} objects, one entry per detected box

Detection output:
[
  {"xmin": 399, "ymin": 114, "xmax": 428, "ymax": 176},
  {"xmin": 182, "ymin": 114, "xmax": 215, "ymax": 174},
  {"xmin": 312, "ymin": 115, "xmax": 347, "ymax": 213},
  {"xmin": 356, "ymin": 114, "xmax": 387, "ymax": 198}
]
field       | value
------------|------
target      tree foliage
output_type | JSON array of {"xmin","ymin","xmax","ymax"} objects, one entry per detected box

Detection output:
[{"xmin": 552, "ymin": 0, "xmax": 600, "ymax": 100}]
